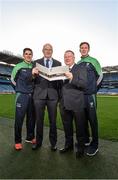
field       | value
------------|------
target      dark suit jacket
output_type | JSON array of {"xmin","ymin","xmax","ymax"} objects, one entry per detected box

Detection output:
[
  {"xmin": 61, "ymin": 64, "xmax": 87, "ymax": 111},
  {"xmin": 33, "ymin": 58, "xmax": 61, "ymax": 100}
]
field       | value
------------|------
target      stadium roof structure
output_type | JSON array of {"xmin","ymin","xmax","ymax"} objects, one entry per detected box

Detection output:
[
  {"xmin": 0, "ymin": 51, "xmax": 23, "ymax": 65},
  {"xmin": 102, "ymin": 66, "xmax": 118, "ymax": 73}
]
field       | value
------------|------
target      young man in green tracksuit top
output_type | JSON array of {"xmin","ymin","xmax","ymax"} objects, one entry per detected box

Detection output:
[
  {"xmin": 78, "ymin": 42, "xmax": 103, "ymax": 156},
  {"xmin": 11, "ymin": 48, "xmax": 39, "ymax": 150}
]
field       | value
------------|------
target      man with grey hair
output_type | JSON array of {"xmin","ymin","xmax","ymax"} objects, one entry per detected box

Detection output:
[{"xmin": 32, "ymin": 43, "xmax": 61, "ymax": 151}]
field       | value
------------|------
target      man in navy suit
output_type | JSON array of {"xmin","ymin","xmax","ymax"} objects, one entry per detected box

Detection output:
[
  {"xmin": 59, "ymin": 50, "xmax": 87, "ymax": 158},
  {"xmin": 32, "ymin": 43, "xmax": 61, "ymax": 150}
]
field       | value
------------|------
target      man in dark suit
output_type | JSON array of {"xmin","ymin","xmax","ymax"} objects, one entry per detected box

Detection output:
[
  {"xmin": 59, "ymin": 50, "xmax": 87, "ymax": 158},
  {"xmin": 32, "ymin": 43, "xmax": 61, "ymax": 150}
]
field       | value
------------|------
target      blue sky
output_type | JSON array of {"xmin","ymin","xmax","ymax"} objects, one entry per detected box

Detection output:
[{"xmin": 0, "ymin": 0, "xmax": 118, "ymax": 66}]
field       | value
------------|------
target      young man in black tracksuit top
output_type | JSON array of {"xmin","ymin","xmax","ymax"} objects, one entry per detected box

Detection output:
[
  {"xmin": 11, "ymin": 48, "xmax": 39, "ymax": 150},
  {"xmin": 78, "ymin": 42, "xmax": 103, "ymax": 156}
]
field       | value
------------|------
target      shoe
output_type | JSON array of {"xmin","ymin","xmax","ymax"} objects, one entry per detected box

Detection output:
[
  {"xmin": 25, "ymin": 138, "xmax": 36, "ymax": 144},
  {"xmin": 32, "ymin": 143, "xmax": 41, "ymax": 150},
  {"xmin": 15, "ymin": 143, "xmax": 22, "ymax": 150},
  {"xmin": 51, "ymin": 145, "xmax": 57, "ymax": 151},
  {"xmin": 84, "ymin": 141, "xmax": 91, "ymax": 146},
  {"xmin": 86, "ymin": 146, "xmax": 98, "ymax": 156},
  {"xmin": 59, "ymin": 146, "xmax": 73, "ymax": 153}
]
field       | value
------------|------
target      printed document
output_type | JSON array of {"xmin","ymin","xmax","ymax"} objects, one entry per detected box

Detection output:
[{"xmin": 36, "ymin": 63, "xmax": 69, "ymax": 81}]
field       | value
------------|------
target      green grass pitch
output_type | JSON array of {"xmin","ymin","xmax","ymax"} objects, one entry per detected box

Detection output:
[{"xmin": 0, "ymin": 94, "xmax": 118, "ymax": 141}]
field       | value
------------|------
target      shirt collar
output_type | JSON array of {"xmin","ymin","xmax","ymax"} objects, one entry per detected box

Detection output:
[
  {"xmin": 44, "ymin": 57, "xmax": 52, "ymax": 61},
  {"xmin": 44, "ymin": 58, "xmax": 53, "ymax": 68},
  {"xmin": 81, "ymin": 55, "xmax": 89, "ymax": 59},
  {"xmin": 69, "ymin": 63, "xmax": 75, "ymax": 69}
]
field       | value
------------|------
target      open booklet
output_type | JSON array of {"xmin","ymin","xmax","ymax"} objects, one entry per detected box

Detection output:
[{"xmin": 36, "ymin": 63, "xmax": 69, "ymax": 81}]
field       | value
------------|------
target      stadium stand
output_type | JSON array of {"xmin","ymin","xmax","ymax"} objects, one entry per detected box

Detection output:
[
  {"xmin": 0, "ymin": 51, "xmax": 118, "ymax": 95},
  {"xmin": 0, "ymin": 64, "xmax": 13, "ymax": 75},
  {"xmin": 0, "ymin": 84, "xmax": 14, "ymax": 93},
  {"xmin": 0, "ymin": 51, "xmax": 23, "ymax": 94},
  {"xmin": 98, "ymin": 66, "xmax": 118, "ymax": 95}
]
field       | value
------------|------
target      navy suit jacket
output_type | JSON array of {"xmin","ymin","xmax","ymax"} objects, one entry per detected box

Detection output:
[
  {"xmin": 61, "ymin": 64, "xmax": 87, "ymax": 111},
  {"xmin": 33, "ymin": 58, "xmax": 62, "ymax": 100}
]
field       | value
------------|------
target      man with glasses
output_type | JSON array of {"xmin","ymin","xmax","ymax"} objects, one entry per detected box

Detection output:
[
  {"xmin": 32, "ymin": 43, "xmax": 61, "ymax": 150},
  {"xmin": 11, "ymin": 48, "xmax": 38, "ymax": 150}
]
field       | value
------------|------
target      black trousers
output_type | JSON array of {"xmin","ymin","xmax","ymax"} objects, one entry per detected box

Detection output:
[
  {"xmin": 15, "ymin": 93, "xmax": 35, "ymax": 143},
  {"xmin": 34, "ymin": 99, "xmax": 58, "ymax": 146},
  {"xmin": 84, "ymin": 94, "xmax": 98, "ymax": 148},
  {"xmin": 60, "ymin": 104, "xmax": 86, "ymax": 150}
]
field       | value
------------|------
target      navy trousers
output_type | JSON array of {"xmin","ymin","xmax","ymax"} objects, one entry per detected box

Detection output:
[
  {"xmin": 15, "ymin": 93, "xmax": 35, "ymax": 143},
  {"xmin": 84, "ymin": 94, "xmax": 98, "ymax": 148}
]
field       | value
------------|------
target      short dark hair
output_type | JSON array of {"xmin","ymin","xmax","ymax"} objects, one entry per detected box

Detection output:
[
  {"xmin": 80, "ymin": 42, "xmax": 90, "ymax": 49},
  {"xmin": 65, "ymin": 50, "xmax": 75, "ymax": 56},
  {"xmin": 23, "ymin": 48, "xmax": 33, "ymax": 55}
]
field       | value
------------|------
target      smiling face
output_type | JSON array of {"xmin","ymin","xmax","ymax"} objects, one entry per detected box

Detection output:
[
  {"xmin": 80, "ymin": 43, "xmax": 90, "ymax": 57},
  {"xmin": 42, "ymin": 44, "xmax": 53, "ymax": 58},
  {"xmin": 23, "ymin": 49, "xmax": 33, "ymax": 63},
  {"xmin": 64, "ymin": 51, "xmax": 75, "ymax": 67}
]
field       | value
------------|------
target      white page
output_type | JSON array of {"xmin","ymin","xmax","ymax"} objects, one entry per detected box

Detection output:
[{"xmin": 36, "ymin": 63, "xmax": 69, "ymax": 81}]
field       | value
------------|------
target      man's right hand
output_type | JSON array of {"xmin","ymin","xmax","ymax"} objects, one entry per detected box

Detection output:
[
  {"xmin": 65, "ymin": 72, "xmax": 73, "ymax": 80},
  {"xmin": 32, "ymin": 67, "xmax": 39, "ymax": 75}
]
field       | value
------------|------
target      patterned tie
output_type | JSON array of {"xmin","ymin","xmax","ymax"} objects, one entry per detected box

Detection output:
[{"xmin": 46, "ymin": 59, "xmax": 50, "ymax": 68}]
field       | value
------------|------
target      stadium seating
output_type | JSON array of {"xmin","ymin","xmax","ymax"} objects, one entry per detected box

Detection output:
[
  {"xmin": 0, "ymin": 64, "xmax": 14, "ymax": 93},
  {"xmin": 103, "ymin": 73, "xmax": 118, "ymax": 81},
  {"xmin": 0, "ymin": 79, "xmax": 10, "ymax": 84},
  {"xmin": 0, "ymin": 84, "xmax": 15, "ymax": 93},
  {"xmin": 0, "ymin": 64, "xmax": 13, "ymax": 76},
  {"xmin": 98, "ymin": 72, "xmax": 118, "ymax": 95}
]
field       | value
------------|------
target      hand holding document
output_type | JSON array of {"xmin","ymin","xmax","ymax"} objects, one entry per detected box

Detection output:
[
  {"xmin": 32, "ymin": 67, "xmax": 39, "ymax": 75},
  {"xmin": 65, "ymin": 72, "xmax": 73, "ymax": 81},
  {"xmin": 36, "ymin": 63, "xmax": 69, "ymax": 81}
]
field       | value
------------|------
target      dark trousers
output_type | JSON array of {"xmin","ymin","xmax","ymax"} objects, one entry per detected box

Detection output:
[
  {"xmin": 60, "ymin": 104, "xmax": 85, "ymax": 150},
  {"xmin": 15, "ymin": 93, "xmax": 35, "ymax": 143},
  {"xmin": 34, "ymin": 99, "xmax": 58, "ymax": 146},
  {"xmin": 84, "ymin": 94, "xmax": 98, "ymax": 148}
]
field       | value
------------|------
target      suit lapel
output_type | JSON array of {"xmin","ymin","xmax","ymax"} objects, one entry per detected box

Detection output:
[
  {"xmin": 41, "ymin": 58, "xmax": 45, "ymax": 66},
  {"xmin": 36, "ymin": 58, "xmax": 44, "ymax": 66},
  {"xmin": 71, "ymin": 64, "xmax": 77, "ymax": 73},
  {"xmin": 52, "ymin": 59, "xmax": 56, "ymax": 67}
]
